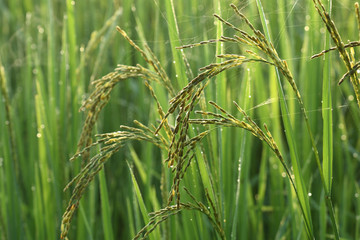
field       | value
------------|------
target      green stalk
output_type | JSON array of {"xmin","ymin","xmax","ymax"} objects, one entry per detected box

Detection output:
[
  {"xmin": 0, "ymin": 61, "xmax": 21, "ymax": 240},
  {"xmin": 315, "ymin": 0, "xmax": 340, "ymax": 238},
  {"xmin": 47, "ymin": 0, "xmax": 56, "ymax": 107},
  {"xmin": 79, "ymin": 203, "xmax": 94, "ymax": 240},
  {"xmin": 164, "ymin": 0, "xmax": 188, "ymax": 88},
  {"xmin": 317, "ymin": 1, "xmax": 339, "ymax": 238},
  {"xmin": 231, "ymin": 68, "xmax": 252, "ymax": 239},
  {"xmin": 34, "ymin": 164, "xmax": 45, "ymax": 239},
  {"xmin": 321, "ymin": 0, "xmax": 333, "ymax": 200},
  {"xmin": 66, "ymin": 0, "xmax": 81, "ymax": 148},
  {"xmin": 99, "ymin": 169, "xmax": 115, "ymax": 240},
  {"xmin": 0, "ymin": 61, "xmax": 18, "ymax": 180},
  {"xmin": 276, "ymin": 0, "xmax": 297, "ymax": 127},
  {"xmin": 213, "ymin": 0, "xmax": 226, "ymax": 227},
  {"xmin": 46, "ymin": 1, "xmax": 63, "ymax": 232},
  {"xmin": 59, "ymin": 14, "xmax": 68, "ymax": 152},
  {"xmin": 35, "ymin": 80, "xmax": 56, "ymax": 239},
  {"xmin": 128, "ymin": 162, "xmax": 161, "ymax": 240},
  {"xmin": 126, "ymin": 197, "xmax": 136, "ymax": 237}
]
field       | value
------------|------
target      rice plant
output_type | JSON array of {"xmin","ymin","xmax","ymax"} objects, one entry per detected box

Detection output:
[{"xmin": 1, "ymin": 0, "xmax": 360, "ymax": 239}]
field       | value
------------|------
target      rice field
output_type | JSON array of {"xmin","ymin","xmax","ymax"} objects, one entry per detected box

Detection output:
[{"xmin": 1, "ymin": 0, "xmax": 360, "ymax": 239}]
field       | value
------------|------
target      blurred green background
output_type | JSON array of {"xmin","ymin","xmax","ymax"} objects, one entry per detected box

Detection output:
[{"xmin": 1, "ymin": 0, "xmax": 359, "ymax": 239}]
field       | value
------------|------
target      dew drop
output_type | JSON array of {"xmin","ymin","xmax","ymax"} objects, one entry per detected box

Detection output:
[
  {"xmin": 308, "ymin": 192, "xmax": 312, "ymax": 197},
  {"xmin": 31, "ymin": 186, "xmax": 36, "ymax": 191},
  {"xmin": 355, "ymin": 193, "xmax": 359, "ymax": 198},
  {"xmin": 173, "ymin": 60, "xmax": 176, "ymax": 64},
  {"xmin": 36, "ymin": 133, "xmax": 42, "ymax": 138},
  {"xmin": 37, "ymin": 26, "xmax": 44, "ymax": 34},
  {"xmin": 26, "ymin": 12, "xmax": 32, "ymax": 21}
]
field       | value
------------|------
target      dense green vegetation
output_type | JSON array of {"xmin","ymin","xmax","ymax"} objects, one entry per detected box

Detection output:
[{"xmin": 1, "ymin": 0, "xmax": 360, "ymax": 239}]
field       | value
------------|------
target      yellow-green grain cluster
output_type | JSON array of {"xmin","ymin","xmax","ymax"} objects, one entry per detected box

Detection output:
[{"xmin": 312, "ymin": 0, "xmax": 360, "ymax": 107}]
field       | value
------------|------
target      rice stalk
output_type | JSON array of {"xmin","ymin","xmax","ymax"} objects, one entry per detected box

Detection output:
[
  {"xmin": 311, "ymin": 0, "xmax": 360, "ymax": 108},
  {"xmin": 61, "ymin": 122, "xmax": 168, "ymax": 239},
  {"xmin": 0, "ymin": 59, "xmax": 21, "ymax": 240},
  {"xmin": 133, "ymin": 187, "xmax": 225, "ymax": 240},
  {"xmin": 0, "ymin": 60, "xmax": 18, "ymax": 177},
  {"xmin": 75, "ymin": 27, "xmax": 176, "ymax": 166},
  {"xmin": 128, "ymin": 161, "xmax": 161, "ymax": 240}
]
